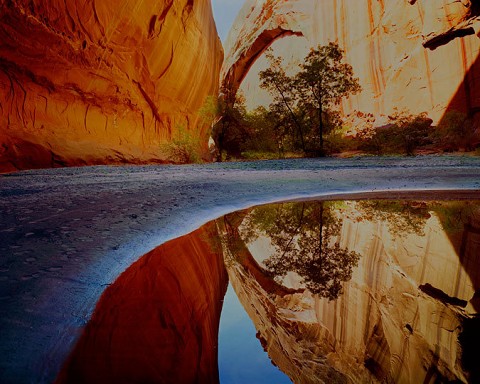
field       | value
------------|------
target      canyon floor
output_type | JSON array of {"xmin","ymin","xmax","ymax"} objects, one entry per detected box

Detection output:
[{"xmin": 1, "ymin": 155, "xmax": 480, "ymax": 383}]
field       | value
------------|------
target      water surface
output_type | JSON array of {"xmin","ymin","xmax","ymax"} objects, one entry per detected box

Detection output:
[{"xmin": 58, "ymin": 198, "xmax": 480, "ymax": 383}]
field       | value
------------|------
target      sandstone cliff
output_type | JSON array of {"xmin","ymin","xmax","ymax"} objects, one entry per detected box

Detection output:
[
  {"xmin": 223, "ymin": 0, "xmax": 480, "ymax": 127},
  {"xmin": 56, "ymin": 222, "xmax": 228, "ymax": 383},
  {"xmin": 220, "ymin": 201, "xmax": 480, "ymax": 383},
  {"xmin": 0, "ymin": 0, "xmax": 222, "ymax": 172}
]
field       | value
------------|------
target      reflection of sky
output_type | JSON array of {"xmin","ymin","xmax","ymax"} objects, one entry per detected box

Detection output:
[
  {"xmin": 211, "ymin": 0, "xmax": 245, "ymax": 43},
  {"xmin": 218, "ymin": 284, "xmax": 292, "ymax": 384}
]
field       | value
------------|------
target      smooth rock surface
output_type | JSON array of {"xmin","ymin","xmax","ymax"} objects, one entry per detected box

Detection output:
[
  {"xmin": 0, "ymin": 0, "xmax": 223, "ymax": 172},
  {"xmin": 223, "ymin": 0, "xmax": 480, "ymax": 125}
]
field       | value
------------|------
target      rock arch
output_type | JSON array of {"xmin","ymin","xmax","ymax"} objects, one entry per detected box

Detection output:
[{"xmin": 221, "ymin": 27, "xmax": 303, "ymax": 102}]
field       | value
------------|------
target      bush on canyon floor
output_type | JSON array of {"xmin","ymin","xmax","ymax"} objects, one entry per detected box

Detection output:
[
  {"xmin": 436, "ymin": 110, "xmax": 478, "ymax": 152},
  {"xmin": 161, "ymin": 125, "xmax": 202, "ymax": 163},
  {"xmin": 210, "ymin": 91, "xmax": 253, "ymax": 161},
  {"xmin": 360, "ymin": 110, "xmax": 434, "ymax": 155},
  {"xmin": 323, "ymin": 127, "xmax": 362, "ymax": 154}
]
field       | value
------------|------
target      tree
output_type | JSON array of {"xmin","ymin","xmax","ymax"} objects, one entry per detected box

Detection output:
[
  {"xmin": 243, "ymin": 106, "xmax": 284, "ymax": 156},
  {"xmin": 259, "ymin": 51, "xmax": 306, "ymax": 152},
  {"xmin": 259, "ymin": 43, "xmax": 361, "ymax": 156},
  {"xmin": 295, "ymin": 43, "xmax": 361, "ymax": 155},
  {"xmin": 242, "ymin": 201, "xmax": 361, "ymax": 300},
  {"xmin": 211, "ymin": 88, "xmax": 249, "ymax": 160}
]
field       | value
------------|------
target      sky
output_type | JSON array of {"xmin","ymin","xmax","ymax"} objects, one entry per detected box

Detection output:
[
  {"xmin": 211, "ymin": 0, "xmax": 246, "ymax": 43},
  {"xmin": 218, "ymin": 284, "xmax": 292, "ymax": 384}
]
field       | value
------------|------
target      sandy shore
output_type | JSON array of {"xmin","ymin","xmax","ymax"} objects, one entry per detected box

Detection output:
[{"xmin": 1, "ymin": 156, "xmax": 479, "ymax": 383}]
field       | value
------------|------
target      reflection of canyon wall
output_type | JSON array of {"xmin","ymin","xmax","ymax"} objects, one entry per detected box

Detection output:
[
  {"xmin": 220, "ymin": 203, "xmax": 480, "ymax": 383},
  {"xmin": 56, "ymin": 222, "xmax": 228, "ymax": 383},
  {"xmin": 0, "ymin": 0, "xmax": 222, "ymax": 172},
  {"xmin": 223, "ymin": 0, "xmax": 480, "ymax": 125}
]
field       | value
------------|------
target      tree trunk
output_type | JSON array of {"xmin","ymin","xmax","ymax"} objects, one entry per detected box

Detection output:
[
  {"xmin": 318, "ymin": 202, "xmax": 324, "ymax": 258},
  {"xmin": 318, "ymin": 91, "xmax": 324, "ymax": 156},
  {"xmin": 217, "ymin": 120, "xmax": 227, "ymax": 162},
  {"xmin": 273, "ymin": 81, "xmax": 306, "ymax": 153}
]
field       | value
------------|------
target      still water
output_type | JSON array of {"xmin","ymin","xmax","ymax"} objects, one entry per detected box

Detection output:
[{"xmin": 58, "ymin": 199, "xmax": 480, "ymax": 383}]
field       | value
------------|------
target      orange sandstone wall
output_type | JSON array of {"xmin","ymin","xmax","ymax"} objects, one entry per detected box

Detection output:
[
  {"xmin": 56, "ymin": 222, "xmax": 228, "ymax": 383},
  {"xmin": 223, "ymin": 0, "xmax": 480, "ymax": 125},
  {"xmin": 0, "ymin": 0, "xmax": 223, "ymax": 172}
]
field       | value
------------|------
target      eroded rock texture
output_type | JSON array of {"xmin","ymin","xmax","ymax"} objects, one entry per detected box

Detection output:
[
  {"xmin": 0, "ymin": 0, "xmax": 222, "ymax": 172},
  {"xmin": 219, "ymin": 202, "xmax": 480, "ymax": 383},
  {"xmin": 56, "ymin": 222, "xmax": 228, "ymax": 383},
  {"xmin": 223, "ymin": 0, "xmax": 480, "ymax": 126}
]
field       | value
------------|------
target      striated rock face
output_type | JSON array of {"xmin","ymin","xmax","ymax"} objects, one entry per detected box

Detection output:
[
  {"xmin": 56, "ymin": 222, "xmax": 228, "ymax": 383},
  {"xmin": 219, "ymin": 201, "xmax": 480, "ymax": 383},
  {"xmin": 0, "ymin": 0, "xmax": 222, "ymax": 172},
  {"xmin": 223, "ymin": 0, "xmax": 480, "ymax": 126}
]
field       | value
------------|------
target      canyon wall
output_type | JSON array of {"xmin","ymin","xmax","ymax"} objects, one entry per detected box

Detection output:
[
  {"xmin": 56, "ymin": 222, "xmax": 228, "ymax": 383},
  {"xmin": 223, "ymin": 0, "xmax": 480, "ymax": 127},
  {"xmin": 0, "ymin": 0, "xmax": 223, "ymax": 172},
  {"xmin": 220, "ymin": 202, "xmax": 480, "ymax": 383}
]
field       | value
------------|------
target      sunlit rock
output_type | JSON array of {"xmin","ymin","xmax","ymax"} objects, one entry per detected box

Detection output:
[
  {"xmin": 0, "ymin": 0, "xmax": 223, "ymax": 172},
  {"xmin": 219, "ymin": 200, "xmax": 480, "ymax": 383},
  {"xmin": 223, "ymin": 0, "xmax": 480, "ymax": 128}
]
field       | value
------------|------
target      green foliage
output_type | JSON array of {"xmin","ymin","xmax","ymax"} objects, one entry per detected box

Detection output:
[
  {"xmin": 360, "ymin": 109, "xmax": 434, "ymax": 155},
  {"xmin": 436, "ymin": 110, "xmax": 477, "ymax": 151},
  {"xmin": 358, "ymin": 199, "xmax": 479, "ymax": 237},
  {"xmin": 211, "ymin": 90, "xmax": 251, "ymax": 160},
  {"xmin": 242, "ymin": 201, "xmax": 360, "ymax": 300},
  {"xmin": 324, "ymin": 127, "xmax": 359, "ymax": 154},
  {"xmin": 296, "ymin": 43, "xmax": 361, "ymax": 154},
  {"xmin": 428, "ymin": 200, "xmax": 479, "ymax": 233},
  {"xmin": 258, "ymin": 43, "xmax": 361, "ymax": 156},
  {"xmin": 258, "ymin": 51, "xmax": 307, "ymax": 153},
  {"xmin": 243, "ymin": 106, "xmax": 280, "ymax": 154},
  {"xmin": 161, "ymin": 124, "xmax": 202, "ymax": 163},
  {"xmin": 241, "ymin": 150, "xmax": 304, "ymax": 160},
  {"xmin": 198, "ymin": 95, "xmax": 220, "ymax": 127},
  {"xmin": 356, "ymin": 200, "xmax": 431, "ymax": 237}
]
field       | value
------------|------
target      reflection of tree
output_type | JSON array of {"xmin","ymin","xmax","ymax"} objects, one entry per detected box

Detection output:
[
  {"xmin": 243, "ymin": 201, "xmax": 360, "ymax": 300},
  {"xmin": 356, "ymin": 200, "xmax": 430, "ymax": 237},
  {"xmin": 430, "ymin": 201, "xmax": 479, "ymax": 234}
]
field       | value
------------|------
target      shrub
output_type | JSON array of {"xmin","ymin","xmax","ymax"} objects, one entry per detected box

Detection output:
[
  {"xmin": 324, "ymin": 128, "xmax": 359, "ymax": 154},
  {"xmin": 436, "ymin": 110, "xmax": 476, "ymax": 151},
  {"xmin": 161, "ymin": 125, "xmax": 202, "ymax": 163},
  {"xmin": 361, "ymin": 110, "xmax": 433, "ymax": 155}
]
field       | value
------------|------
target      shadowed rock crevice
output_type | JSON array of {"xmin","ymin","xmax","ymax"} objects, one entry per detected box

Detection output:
[
  {"xmin": 419, "ymin": 283, "xmax": 468, "ymax": 307},
  {"xmin": 423, "ymin": 26, "xmax": 476, "ymax": 50},
  {"xmin": 458, "ymin": 316, "xmax": 480, "ymax": 383}
]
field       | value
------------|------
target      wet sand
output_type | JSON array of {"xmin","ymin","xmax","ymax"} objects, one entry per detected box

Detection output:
[{"xmin": 0, "ymin": 156, "xmax": 479, "ymax": 383}]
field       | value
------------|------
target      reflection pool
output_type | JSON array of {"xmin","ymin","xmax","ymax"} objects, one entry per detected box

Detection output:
[{"xmin": 58, "ymin": 199, "xmax": 480, "ymax": 383}]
